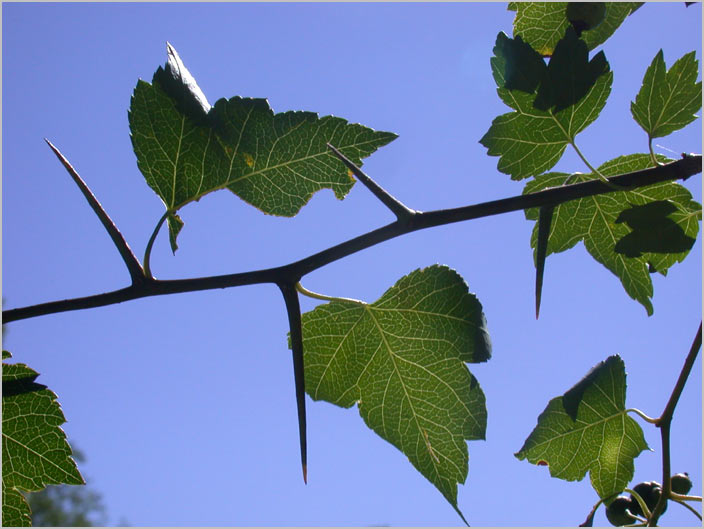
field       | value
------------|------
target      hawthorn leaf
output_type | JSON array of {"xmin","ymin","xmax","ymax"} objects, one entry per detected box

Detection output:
[
  {"xmin": 480, "ymin": 30, "xmax": 612, "ymax": 180},
  {"xmin": 515, "ymin": 355, "xmax": 649, "ymax": 501},
  {"xmin": 300, "ymin": 265, "xmax": 491, "ymax": 522},
  {"xmin": 153, "ymin": 42, "xmax": 211, "ymax": 124},
  {"xmin": 524, "ymin": 154, "xmax": 701, "ymax": 315},
  {"xmin": 129, "ymin": 44, "xmax": 397, "ymax": 252},
  {"xmin": 2, "ymin": 351, "xmax": 84, "ymax": 527},
  {"xmin": 631, "ymin": 50, "xmax": 702, "ymax": 140},
  {"xmin": 508, "ymin": 2, "xmax": 642, "ymax": 57}
]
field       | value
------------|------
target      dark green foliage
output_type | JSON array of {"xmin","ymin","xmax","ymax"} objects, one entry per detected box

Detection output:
[
  {"xmin": 2, "ymin": 351, "xmax": 84, "ymax": 527},
  {"xmin": 515, "ymin": 356, "xmax": 648, "ymax": 501},
  {"xmin": 26, "ymin": 449, "xmax": 107, "ymax": 527},
  {"xmin": 299, "ymin": 265, "xmax": 490, "ymax": 523}
]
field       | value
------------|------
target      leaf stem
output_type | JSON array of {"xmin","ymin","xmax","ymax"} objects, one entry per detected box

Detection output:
[
  {"xmin": 625, "ymin": 487, "xmax": 653, "ymax": 520},
  {"xmin": 625, "ymin": 408, "xmax": 659, "ymax": 424},
  {"xmin": 570, "ymin": 139, "xmax": 626, "ymax": 191},
  {"xmin": 670, "ymin": 497, "xmax": 703, "ymax": 520},
  {"xmin": 45, "ymin": 139, "xmax": 146, "ymax": 285},
  {"xmin": 295, "ymin": 282, "xmax": 366, "ymax": 305},
  {"xmin": 648, "ymin": 138, "xmax": 659, "ymax": 167},
  {"xmin": 327, "ymin": 143, "xmax": 416, "ymax": 222},
  {"xmin": 143, "ymin": 212, "xmax": 170, "ymax": 279},
  {"xmin": 670, "ymin": 492, "xmax": 702, "ymax": 503}
]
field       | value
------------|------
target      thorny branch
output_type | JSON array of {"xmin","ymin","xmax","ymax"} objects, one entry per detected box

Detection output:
[{"xmin": 5, "ymin": 154, "xmax": 701, "ymax": 323}]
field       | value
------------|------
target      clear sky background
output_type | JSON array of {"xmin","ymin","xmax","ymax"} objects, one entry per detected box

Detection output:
[{"xmin": 2, "ymin": 2, "xmax": 702, "ymax": 527}]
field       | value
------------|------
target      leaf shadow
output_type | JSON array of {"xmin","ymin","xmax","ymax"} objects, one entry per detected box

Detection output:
[{"xmin": 614, "ymin": 200, "xmax": 696, "ymax": 260}]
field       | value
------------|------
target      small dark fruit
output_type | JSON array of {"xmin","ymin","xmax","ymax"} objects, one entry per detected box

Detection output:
[
  {"xmin": 630, "ymin": 481, "xmax": 666, "ymax": 516},
  {"xmin": 671, "ymin": 472, "xmax": 693, "ymax": 495},
  {"xmin": 605, "ymin": 496, "xmax": 637, "ymax": 526}
]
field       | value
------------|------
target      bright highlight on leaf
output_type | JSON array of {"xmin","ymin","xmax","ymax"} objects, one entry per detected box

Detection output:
[
  {"xmin": 631, "ymin": 50, "xmax": 702, "ymax": 142},
  {"xmin": 129, "ymin": 44, "xmax": 397, "ymax": 252},
  {"xmin": 523, "ymin": 154, "xmax": 701, "ymax": 315},
  {"xmin": 479, "ymin": 30, "xmax": 612, "ymax": 180},
  {"xmin": 2, "ymin": 351, "xmax": 84, "ymax": 527},
  {"xmin": 299, "ymin": 265, "xmax": 491, "ymax": 523},
  {"xmin": 515, "ymin": 355, "xmax": 649, "ymax": 502}
]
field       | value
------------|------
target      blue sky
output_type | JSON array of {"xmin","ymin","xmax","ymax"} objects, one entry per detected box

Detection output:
[{"xmin": 2, "ymin": 2, "xmax": 702, "ymax": 526}]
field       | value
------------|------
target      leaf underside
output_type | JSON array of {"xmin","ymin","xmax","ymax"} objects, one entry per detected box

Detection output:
[
  {"xmin": 523, "ymin": 154, "xmax": 701, "ymax": 315},
  {"xmin": 299, "ymin": 265, "xmax": 491, "ymax": 521},
  {"xmin": 2, "ymin": 351, "xmax": 84, "ymax": 527},
  {"xmin": 508, "ymin": 2, "xmax": 642, "ymax": 57},
  {"xmin": 631, "ymin": 49, "xmax": 702, "ymax": 140},
  {"xmin": 515, "ymin": 355, "xmax": 649, "ymax": 501},
  {"xmin": 129, "ymin": 44, "xmax": 397, "ymax": 252},
  {"xmin": 479, "ymin": 29, "xmax": 613, "ymax": 180}
]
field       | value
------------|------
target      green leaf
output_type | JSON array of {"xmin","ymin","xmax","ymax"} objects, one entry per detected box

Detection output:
[
  {"xmin": 515, "ymin": 355, "xmax": 649, "ymax": 501},
  {"xmin": 300, "ymin": 265, "xmax": 491, "ymax": 522},
  {"xmin": 524, "ymin": 155, "xmax": 701, "ymax": 315},
  {"xmin": 631, "ymin": 50, "xmax": 702, "ymax": 140},
  {"xmin": 480, "ymin": 30, "xmax": 612, "ymax": 180},
  {"xmin": 508, "ymin": 2, "xmax": 642, "ymax": 56},
  {"xmin": 2, "ymin": 351, "xmax": 84, "ymax": 527},
  {"xmin": 2, "ymin": 481, "xmax": 30, "ymax": 527},
  {"xmin": 129, "ymin": 44, "xmax": 397, "ymax": 253}
]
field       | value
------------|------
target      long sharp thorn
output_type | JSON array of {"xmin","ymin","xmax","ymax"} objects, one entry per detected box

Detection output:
[
  {"xmin": 279, "ymin": 283, "xmax": 308, "ymax": 484},
  {"xmin": 535, "ymin": 205, "xmax": 554, "ymax": 319}
]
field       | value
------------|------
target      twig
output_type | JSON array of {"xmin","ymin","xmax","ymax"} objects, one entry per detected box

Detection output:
[
  {"xmin": 648, "ymin": 322, "xmax": 702, "ymax": 526},
  {"xmin": 44, "ymin": 140, "xmax": 146, "ymax": 285},
  {"xmin": 4, "ymin": 155, "xmax": 701, "ymax": 323},
  {"xmin": 327, "ymin": 143, "xmax": 416, "ymax": 222},
  {"xmin": 278, "ymin": 282, "xmax": 308, "ymax": 484}
]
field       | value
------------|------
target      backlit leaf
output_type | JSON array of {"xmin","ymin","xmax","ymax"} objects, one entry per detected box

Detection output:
[
  {"xmin": 508, "ymin": 2, "xmax": 642, "ymax": 57},
  {"xmin": 129, "ymin": 44, "xmax": 397, "ymax": 252},
  {"xmin": 524, "ymin": 154, "xmax": 701, "ymax": 315},
  {"xmin": 299, "ymin": 266, "xmax": 491, "ymax": 522},
  {"xmin": 631, "ymin": 50, "xmax": 702, "ymax": 140},
  {"xmin": 515, "ymin": 355, "xmax": 648, "ymax": 501},
  {"xmin": 2, "ymin": 351, "xmax": 84, "ymax": 527},
  {"xmin": 479, "ymin": 30, "xmax": 612, "ymax": 180}
]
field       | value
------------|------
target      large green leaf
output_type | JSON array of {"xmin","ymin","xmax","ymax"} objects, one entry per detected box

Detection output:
[
  {"xmin": 2, "ymin": 351, "xmax": 84, "ymax": 527},
  {"xmin": 515, "ymin": 355, "xmax": 648, "ymax": 502},
  {"xmin": 508, "ymin": 2, "xmax": 642, "ymax": 56},
  {"xmin": 631, "ymin": 50, "xmax": 702, "ymax": 140},
  {"xmin": 129, "ymin": 44, "xmax": 397, "ymax": 252},
  {"xmin": 479, "ymin": 30, "xmax": 612, "ymax": 180},
  {"xmin": 524, "ymin": 154, "xmax": 701, "ymax": 315},
  {"xmin": 300, "ymin": 265, "xmax": 491, "ymax": 522}
]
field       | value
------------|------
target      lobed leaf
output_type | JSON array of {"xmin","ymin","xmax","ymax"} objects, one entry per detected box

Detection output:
[
  {"xmin": 2, "ymin": 351, "xmax": 84, "ymax": 527},
  {"xmin": 299, "ymin": 265, "xmax": 491, "ymax": 522},
  {"xmin": 631, "ymin": 50, "xmax": 702, "ymax": 140},
  {"xmin": 129, "ymin": 44, "xmax": 397, "ymax": 252},
  {"xmin": 480, "ymin": 30, "xmax": 612, "ymax": 180},
  {"xmin": 508, "ymin": 2, "xmax": 642, "ymax": 57},
  {"xmin": 515, "ymin": 355, "xmax": 649, "ymax": 501},
  {"xmin": 524, "ymin": 154, "xmax": 701, "ymax": 315}
]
